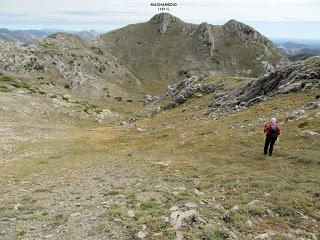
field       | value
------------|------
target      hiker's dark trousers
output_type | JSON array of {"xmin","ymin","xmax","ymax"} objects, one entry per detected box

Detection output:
[{"xmin": 264, "ymin": 135, "xmax": 277, "ymax": 155}]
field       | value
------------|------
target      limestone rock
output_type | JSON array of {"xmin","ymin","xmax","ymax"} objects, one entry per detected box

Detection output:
[
  {"xmin": 170, "ymin": 206, "xmax": 179, "ymax": 211},
  {"xmin": 136, "ymin": 128, "xmax": 145, "ymax": 133},
  {"xmin": 163, "ymin": 74, "xmax": 223, "ymax": 109},
  {"xmin": 300, "ymin": 130, "xmax": 319, "ymax": 138},
  {"xmin": 304, "ymin": 101, "xmax": 320, "ymax": 110},
  {"xmin": 185, "ymin": 202, "xmax": 198, "ymax": 208},
  {"xmin": 95, "ymin": 109, "xmax": 114, "ymax": 123},
  {"xmin": 254, "ymin": 231, "xmax": 275, "ymax": 240},
  {"xmin": 170, "ymin": 209, "xmax": 199, "ymax": 230},
  {"xmin": 193, "ymin": 188, "xmax": 204, "ymax": 196},
  {"xmin": 195, "ymin": 22, "xmax": 214, "ymax": 56},
  {"xmin": 127, "ymin": 210, "xmax": 135, "ymax": 218},
  {"xmin": 216, "ymin": 57, "xmax": 320, "ymax": 110},
  {"xmin": 224, "ymin": 19, "xmax": 274, "ymax": 48},
  {"xmin": 150, "ymin": 13, "xmax": 179, "ymax": 34},
  {"xmin": 137, "ymin": 225, "xmax": 147, "ymax": 239},
  {"xmin": 223, "ymin": 205, "xmax": 240, "ymax": 222}
]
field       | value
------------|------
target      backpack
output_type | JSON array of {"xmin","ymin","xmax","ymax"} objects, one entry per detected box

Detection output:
[{"xmin": 270, "ymin": 125, "xmax": 278, "ymax": 139}]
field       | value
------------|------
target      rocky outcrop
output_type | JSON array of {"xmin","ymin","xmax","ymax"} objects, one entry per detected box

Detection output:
[
  {"xmin": 0, "ymin": 35, "xmax": 140, "ymax": 100},
  {"xmin": 195, "ymin": 22, "xmax": 215, "ymax": 56},
  {"xmin": 162, "ymin": 74, "xmax": 224, "ymax": 109},
  {"xmin": 235, "ymin": 56, "xmax": 320, "ymax": 104},
  {"xmin": 143, "ymin": 94, "xmax": 160, "ymax": 106},
  {"xmin": 224, "ymin": 19, "xmax": 274, "ymax": 48},
  {"xmin": 150, "ymin": 13, "xmax": 179, "ymax": 34},
  {"xmin": 209, "ymin": 57, "xmax": 320, "ymax": 112}
]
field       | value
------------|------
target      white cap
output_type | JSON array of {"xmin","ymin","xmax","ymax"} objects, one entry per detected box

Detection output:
[{"xmin": 271, "ymin": 118, "xmax": 277, "ymax": 123}]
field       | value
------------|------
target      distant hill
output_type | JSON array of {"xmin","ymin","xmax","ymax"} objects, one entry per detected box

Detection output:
[
  {"xmin": 0, "ymin": 28, "xmax": 58, "ymax": 45},
  {"xmin": 0, "ymin": 28, "xmax": 100, "ymax": 45},
  {"xmin": 75, "ymin": 30, "xmax": 100, "ymax": 39},
  {"xmin": 276, "ymin": 40, "xmax": 320, "ymax": 61}
]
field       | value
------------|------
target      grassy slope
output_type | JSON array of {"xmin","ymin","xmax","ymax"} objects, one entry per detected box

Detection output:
[
  {"xmin": 100, "ymin": 21, "xmax": 198, "ymax": 95},
  {"xmin": 100, "ymin": 19, "xmax": 282, "ymax": 96},
  {"xmin": 0, "ymin": 85, "xmax": 319, "ymax": 239}
]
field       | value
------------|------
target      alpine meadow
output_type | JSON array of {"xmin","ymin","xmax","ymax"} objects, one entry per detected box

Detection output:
[{"xmin": 0, "ymin": 8, "xmax": 319, "ymax": 240}]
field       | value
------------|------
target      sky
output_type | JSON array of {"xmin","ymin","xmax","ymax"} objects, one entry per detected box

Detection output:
[{"xmin": 1, "ymin": 0, "xmax": 320, "ymax": 40}]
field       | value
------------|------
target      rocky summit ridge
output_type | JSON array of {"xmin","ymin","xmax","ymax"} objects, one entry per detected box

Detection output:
[
  {"xmin": 99, "ymin": 13, "xmax": 285, "ymax": 93},
  {"xmin": 0, "ymin": 13, "xmax": 286, "ymax": 100},
  {"xmin": 150, "ymin": 13, "xmax": 180, "ymax": 34}
]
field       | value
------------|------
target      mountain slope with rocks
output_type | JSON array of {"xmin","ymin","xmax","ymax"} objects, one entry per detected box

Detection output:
[
  {"xmin": 99, "ymin": 13, "xmax": 284, "ymax": 94},
  {"xmin": 277, "ymin": 41, "xmax": 320, "ymax": 61},
  {"xmin": 141, "ymin": 57, "xmax": 319, "ymax": 123},
  {"xmin": 1, "ymin": 58, "xmax": 319, "ymax": 239},
  {"xmin": 0, "ymin": 33, "xmax": 144, "ymax": 103},
  {"xmin": 208, "ymin": 56, "xmax": 320, "ymax": 113},
  {"xmin": 0, "ymin": 28, "xmax": 101, "ymax": 45},
  {"xmin": 0, "ymin": 28, "xmax": 58, "ymax": 45},
  {"xmin": 0, "ymin": 13, "xmax": 319, "ymax": 240}
]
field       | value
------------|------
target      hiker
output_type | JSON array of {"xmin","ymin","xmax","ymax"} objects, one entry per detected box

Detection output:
[{"xmin": 264, "ymin": 118, "xmax": 280, "ymax": 156}]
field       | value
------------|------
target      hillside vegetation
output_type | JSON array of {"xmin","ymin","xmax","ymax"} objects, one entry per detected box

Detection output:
[
  {"xmin": 0, "ymin": 13, "xmax": 319, "ymax": 240},
  {"xmin": 99, "ymin": 13, "xmax": 283, "ymax": 94}
]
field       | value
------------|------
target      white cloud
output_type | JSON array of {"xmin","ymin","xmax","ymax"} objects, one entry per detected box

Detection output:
[
  {"xmin": 0, "ymin": 0, "xmax": 319, "ymax": 38},
  {"xmin": 1, "ymin": 0, "xmax": 320, "ymax": 22}
]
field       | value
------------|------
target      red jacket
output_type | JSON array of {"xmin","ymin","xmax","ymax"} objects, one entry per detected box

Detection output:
[{"xmin": 264, "ymin": 123, "xmax": 280, "ymax": 136}]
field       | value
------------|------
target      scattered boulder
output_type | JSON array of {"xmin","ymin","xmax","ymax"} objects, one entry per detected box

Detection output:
[
  {"xmin": 143, "ymin": 94, "xmax": 160, "ymax": 106},
  {"xmin": 147, "ymin": 106, "xmax": 161, "ymax": 118},
  {"xmin": 254, "ymin": 231, "xmax": 275, "ymax": 240},
  {"xmin": 127, "ymin": 210, "xmax": 135, "ymax": 218},
  {"xmin": 288, "ymin": 109, "xmax": 306, "ymax": 119},
  {"xmin": 303, "ymin": 101, "xmax": 320, "ymax": 110},
  {"xmin": 185, "ymin": 202, "xmax": 198, "ymax": 208},
  {"xmin": 223, "ymin": 205, "xmax": 240, "ymax": 222},
  {"xmin": 70, "ymin": 212, "xmax": 81, "ymax": 218},
  {"xmin": 13, "ymin": 203, "xmax": 21, "ymax": 211},
  {"xmin": 160, "ymin": 216, "xmax": 169, "ymax": 223},
  {"xmin": 170, "ymin": 206, "xmax": 179, "ymax": 211},
  {"xmin": 246, "ymin": 220, "xmax": 253, "ymax": 228},
  {"xmin": 247, "ymin": 200, "xmax": 260, "ymax": 206},
  {"xmin": 136, "ymin": 128, "xmax": 145, "ymax": 133},
  {"xmin": 137, "ymin": 225, "xmax": 147, "ymax": 239},
  {"xmin": 155, "ymin": 161, "xmax": 170, "ymax": 167},
  {"xmin": 95, "ymin": 109, "xmax": 114, "ymax": 123},
  {"xmin": 114, "ymin": 96, "xmax": 122, "ymax": 101},
  {"xmin": 300, "ymin": 130, "xmax": 319, "ymax": 138},
  {"xmin": 193, "ymin": 188, "xmax": 204, "ymax": 196},
  {"xmin": 170, "ymin": 209, "xmax": 199, "ymax": 230}
]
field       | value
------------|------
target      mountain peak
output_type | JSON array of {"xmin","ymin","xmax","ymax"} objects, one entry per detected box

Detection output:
[
  {"xmin": 48, "ymin": 32, "xmax": 80, "ymax": 40},
  {"xmin": 149, "ymin": 13, "xmax": 180, "ymax": 34},
  {"xmin": 224, "ymin": 19, "xmax": 273, "ymax": 47}
]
